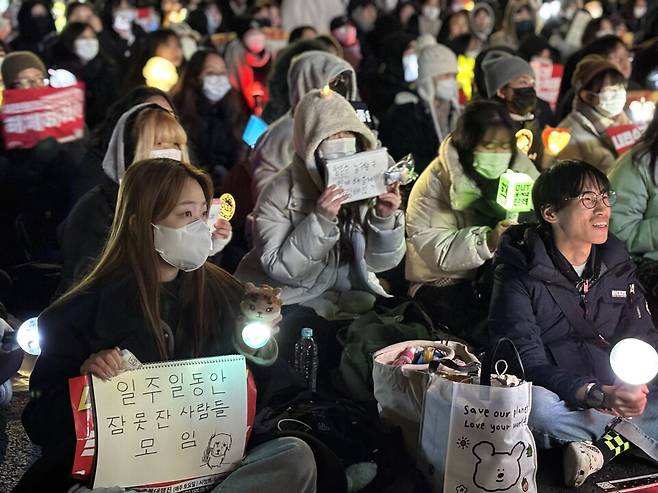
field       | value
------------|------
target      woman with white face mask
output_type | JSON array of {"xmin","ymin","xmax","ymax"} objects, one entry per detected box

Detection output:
[
  {"xmin": 172, "ymin": 49, "xmax": 248, "ymax": 184},
  {"xmin": 49, "ymin": 21, "xmax": 120, "ymax": 130},
  {"xmin": 380, "ymin": 43, "xmax": 462, "ymax": 173},
  {"xmin": 555, "ymin": 55, "xmax": 631, "ymax": 173},
  {"xmin": 235, "ymin": 89, "xmax": 405, "ymax": 375},
  {"xmin": 19, "ymin": 158, "xmax": 318, "ymax": 493}
]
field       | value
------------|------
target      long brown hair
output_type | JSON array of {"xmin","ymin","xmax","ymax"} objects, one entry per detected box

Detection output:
[{"xmin": 62, "ymin": 158, "xmax": 220, "ymax": 359}]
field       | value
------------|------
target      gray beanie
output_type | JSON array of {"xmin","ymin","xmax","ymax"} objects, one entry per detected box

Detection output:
[
  {"xmin": 482, "ymin": 51, "xmax": 535, "ymax": 98},
  {"xmin": 418, "ymin": 43, "xmax": 459, "ymax": 81}
]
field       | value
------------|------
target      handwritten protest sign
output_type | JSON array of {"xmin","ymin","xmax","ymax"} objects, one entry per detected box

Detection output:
[
  {"xmin": 0, "ymin": 82, "xmax": 85, "ymax": 149},
  {"xmin": 607, "ymin": 123, "xmax": 648, "ymax": 156},
  {"xmin": 324, "ymin": 147, "xmax": 389, "ymax": 203},
  {"xmin": 530, "ymin": 61, "xmax": 563, "ymax": 110},
  {"xmin": 84, "ymin": 355, "xmax": 247, "ymax": 492}
]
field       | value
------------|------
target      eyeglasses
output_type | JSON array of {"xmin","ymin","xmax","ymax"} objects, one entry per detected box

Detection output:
[
  {"xmin": 564, "ymin": 190, "xmax": 617, "ymax": 209},
  {"xmin": 11, "ymin": 77, "xmax": 50, "ymax": 89}
]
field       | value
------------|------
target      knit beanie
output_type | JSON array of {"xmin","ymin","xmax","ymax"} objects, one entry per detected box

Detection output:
[
  {"xmin": 572, "ymin": 54, "xmax": 621, "ymax": 91},
  {"xmin": 1, "ymin": 51, "xmax": 47, "ymax": 87},
  {"xmin": 418, "ymin": 43, "xmax": 459, "ymax": 81},
  {"xmin": 482, "ymin": 50, "xmax": 535, "ymax": 97}
]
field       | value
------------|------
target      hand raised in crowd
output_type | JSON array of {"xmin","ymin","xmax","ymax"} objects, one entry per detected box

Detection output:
[
  {"xmin": 602, "ymin": 384, "xmax": 649, "ymax": 417},
  {"xmin": 317, "ymin": 185, "xmax": 349, "ymax": 221},
  {"xmin": 486, "ymin": 219, "xmax": 517, "ymax": 252},
  {"xmin": 80, "ymin": 347, "xmax": 123, "ymax": 380},
  {"xmin": 375, "ymin": 182, "xmax": 402, "ymax": 218},
  {"xmin": 212, "ymin": 217, "xmax": 232, "ymax": 240}
]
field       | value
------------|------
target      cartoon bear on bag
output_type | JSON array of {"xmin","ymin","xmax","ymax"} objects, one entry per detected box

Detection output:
[{"xmin": 472, "ymin": 441, "xmax": 525, "ymax": 492}]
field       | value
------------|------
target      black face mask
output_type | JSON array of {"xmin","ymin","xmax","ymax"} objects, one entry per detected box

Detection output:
[
  {"xmin": 509, "ymin": 86, "xmax": 537, "ymax": 115},
  {"xmin": 32, "ymin": 15, "xmax": 53, "ymax": 38},
  {"xmin": 514, "ymin": 19, "xmax": 535, "ymax": 40}
]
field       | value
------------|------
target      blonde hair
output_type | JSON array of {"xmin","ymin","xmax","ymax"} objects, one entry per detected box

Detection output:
[{"xmin": 132, "ymin": 108, "xmax": 191, "ymax": 163}]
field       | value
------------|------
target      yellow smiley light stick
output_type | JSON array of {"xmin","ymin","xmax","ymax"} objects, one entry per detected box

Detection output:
[{"xmin": 219, "ymin": 193, "xmax": 236, "ymax": 221}]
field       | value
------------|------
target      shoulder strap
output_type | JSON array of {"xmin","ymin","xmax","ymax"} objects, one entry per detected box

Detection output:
[{"xmin": 544, "ymin": 284, "xmax": 608, "ymax": 346}]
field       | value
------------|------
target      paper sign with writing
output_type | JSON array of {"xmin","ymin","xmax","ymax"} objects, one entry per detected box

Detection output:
[
  {"xmin": 92, "ymin": 355, "xmax": 247, "ymax": 491},
  {"xmin": 0, "ymin": 82, "xmax": 85, "ymax": 149},
  {"xmin": 530, "ymin": 61, "xmax": 563, "ymax": 110},
  {"xmin": 324, "ymin": 148, "xmax": 389, "ymax": 203},
  {"xmin": 607, "ymin": 124, "xmax": 647, "ymax": 155}
]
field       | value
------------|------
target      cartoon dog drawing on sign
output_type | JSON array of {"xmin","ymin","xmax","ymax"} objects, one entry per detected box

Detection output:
[
  {"xmin": 472, "ymin": 441, "xmax": 525, "ymax": 492},
  {"xmin": 202, "ymin": 433, "xmax": 232, "ymax": 469}
]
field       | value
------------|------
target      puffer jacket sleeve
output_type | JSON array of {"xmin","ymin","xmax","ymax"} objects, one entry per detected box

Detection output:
[
  {"xmin": 254, "ymin": 175, "xmax": 340, "ymax": 285},
  {"xmin": 364, "ymin": 209, "xmax": 406, "ymax": 272},
  {"xmin": 406, "ymin": 159, "xmax": 493, "ymax": 273},
  {"xmin": 609, "ymin": 154, "xmax": 658, "ymax": 256},
  {"xmin": 489, "ymin": 264, "xmax": 594, "ymax": 404}
]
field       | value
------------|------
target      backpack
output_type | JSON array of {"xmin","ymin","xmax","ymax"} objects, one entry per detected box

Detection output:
[{"xmin": 334, "ymin": 300, "xmax": 434, "ymax": 402}]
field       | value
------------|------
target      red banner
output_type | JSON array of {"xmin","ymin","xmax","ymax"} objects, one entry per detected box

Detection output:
[
  {"xmin": 1, "ymin": 82, "xmax": 85, "ymax": 149},
  {"xmin": 530, "ymin": 61, "xmax": 563, "ymax": 111},
  {"xmin": 606, "ymin": 123, "xmax": 647, "ymax": 155}
]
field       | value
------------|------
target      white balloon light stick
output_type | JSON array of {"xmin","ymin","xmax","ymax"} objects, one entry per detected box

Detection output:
[
  {"xmin": 16, "ymin": 317, "xmax": 41, "ymax": 356},
  {"xmin": 610, "ymin": 338, "xmax": 658, "ymax": 389}
]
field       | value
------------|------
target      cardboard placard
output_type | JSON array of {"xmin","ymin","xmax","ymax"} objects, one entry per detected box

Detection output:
[
  {"xmin": 324, "ymin": 148, "xmax": 389, "ymax": 203},
  {"xmin": 70, "ymin": 355, "xmax": 253, "ymax": 492},
  {"xmin": 1, "ymin": 82, "xmax": 85, "ymax": 149},
  {"xmin": 606, "ymin": 124, "xmax": 647, "ymax": 155},
  {"xmin": 530, "ymin": 61, "xmax": 564, "ymax": 110}
]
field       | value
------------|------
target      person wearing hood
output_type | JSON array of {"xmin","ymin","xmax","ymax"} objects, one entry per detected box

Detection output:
[
  {"xmin": 235, "ymin": 88, "xmax": 405, "ymax": 362},
  {"xmin": 250, "ymin": 50, "xmax": 358, "ymax": 200},
  {"xmin": 363, "ymin": 31, "xmax": 417, "ymax": 122},
  {"xmin": 405, "ymin": 99, "xmax": 539, "ymax": 349},
  {"xmin": 172, "ymin": 48, "xmax": 249, "ymax": 188},
  {"xmin": 489, "ymin": 160, "xmax": 658, "ymax": 488},
  {"xmin": 482, "ymin": 50, "xmax": 546, "ymax": 167},
  {"xmin": 261, "ymin": 38, "xmax": 331, "ymax": 122},
  {"xmin": 555, "ymin": 55, "xmax": 630, "ymax": 173},
  {"xmin": 9, "ymin": 0, "xmax": 56, "ymax": 58},
  {"xmin": 17, "ymin": 158, "xmax": 315, "ymax": 493},
  {"xmin": 224, "ymin": 17, "xmax": 273, "ymax": 116},
  {"xmin": 489, "ymin": 0, "xmax": 538, "ymax": 50},
  {"xmin": 407, "ymin": 0, "xmax": 443, "ymax": 38},
  {"xmin": 99, "ymin": 0, "xmax": 147, "ymax": 69},
  {"xmin": 380, "ymin": 43, "xmax": 461, "ymax": 173},
  {"xmin": 48, "ymin": 21, "xmax": 120, "ymax": 131},
  {"xmin": 469, "ymin": 2, "xmax": 495, "ymax": 44},
  {"xmin": 57, "ymin": 104, "xmax": 233, "ymax": 293}
]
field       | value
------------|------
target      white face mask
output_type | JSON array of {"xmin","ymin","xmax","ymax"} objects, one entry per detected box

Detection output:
[
  {"xmin": 402, "ymin": 53, "xmax": 419, "ymax": 83},
  {"xmin": 150, "ymin": 148, "xmax": 183, "ymax": 160},
  {"xmin": 422, "ymin": 5, "xmax": 441, "ymax": 21},
  {"xmin": 597, "ymin": 88, "xmax": 627, "ymax": 117},
  {"xmin": 203, "ymin": 74, "xmax": 231, "ymax": 103},
  {"xmin": 243, "ymin": 29, "xmax": 266, "ymax": 53},
  {"xmin": 152, "ymin": 219, "xmax": 212, "ymax": 272},
  {"xmin": 74, "ymin": 38, "xmax": 99, "ymax": 63},
  {"xmin": 634, "ymin": 5, "xmax": 647, "ymax": 18},
  {"xmin": 435, "ymin": 78, "xmax": 458, "ymax": 101},
  {"xmin": 318, "ymin": 137, "xmax": 357, "ymax": 160}
]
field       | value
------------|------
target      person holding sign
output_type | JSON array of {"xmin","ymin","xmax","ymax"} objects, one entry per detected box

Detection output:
[
  {"xmin": 555, "ymin": 55, "xmax": 631, "ymax": 172},
  {"xmin": 235, "ymin": 87, "xmax": 404, "ymax": 365},
  {"xmin": 489, "ymin": 160, "xmax": 658, "ymax": 488},
  {"xmin": 405, "ymin": 99, "xmax": 538, "ymax": 350},
  {"xmin": 18, "ymin": 158, "xmax": 316, "ymax": 493}
]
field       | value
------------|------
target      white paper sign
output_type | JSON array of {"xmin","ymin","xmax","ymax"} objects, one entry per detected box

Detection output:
[
  {"xmin": 324, "ymin": 148, "xmax": 389, "ymax": 203},
  {"xmin": 92, "ymin": 355, "xmax": 247, "ymax": 491}
]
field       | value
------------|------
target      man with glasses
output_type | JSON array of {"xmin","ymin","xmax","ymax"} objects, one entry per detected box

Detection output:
[
  {"xmin": 488, "ymin": 160, "xmax": 658, "ymax": 488},
  {"xmin": 1, "ymin": 50, "xmax": 48, "ymax": 89}
]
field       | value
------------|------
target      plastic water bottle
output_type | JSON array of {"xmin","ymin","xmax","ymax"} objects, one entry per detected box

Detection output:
[{"xmin": 294, "ymin": 327, "xmax": 319, "ymax": 392}]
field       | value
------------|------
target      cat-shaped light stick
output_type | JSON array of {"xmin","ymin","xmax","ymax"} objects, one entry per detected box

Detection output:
[{"xmin": 238, "ymin": 283, "xmax": 282, "ymax": 350}]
